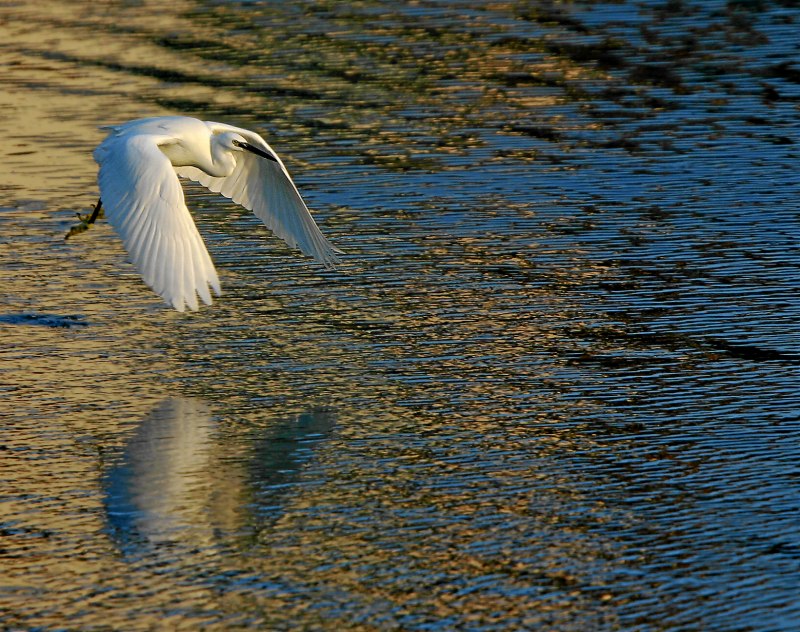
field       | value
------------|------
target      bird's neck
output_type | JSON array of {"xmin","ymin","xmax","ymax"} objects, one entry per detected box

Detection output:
[
  {"xmin": 160, "ymin": 140, "xmax": 235, "ymax": 178},
  {"xmin": 206, "ymin": 152, "xmax": 237, "ymax": 178}
]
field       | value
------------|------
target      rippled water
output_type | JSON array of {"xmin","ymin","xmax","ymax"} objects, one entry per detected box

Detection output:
[{"xmin": 2, "ymin": 1, "xmax": 800, "ymax": 630}]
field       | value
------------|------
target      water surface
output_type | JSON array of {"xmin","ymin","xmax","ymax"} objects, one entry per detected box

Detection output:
[{"xmin": 1, "ymin": 1, "xmax": 799, "ymax": 630}]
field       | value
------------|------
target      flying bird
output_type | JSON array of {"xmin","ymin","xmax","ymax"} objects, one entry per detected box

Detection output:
[{"xmin": 81, "ymin": 116, "xmax": 341, "ymax": 311}]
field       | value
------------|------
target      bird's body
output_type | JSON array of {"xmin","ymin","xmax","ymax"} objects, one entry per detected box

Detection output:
[{"xmin": 91, "ymin": 116, "xmax": 341, "ymax": 311}]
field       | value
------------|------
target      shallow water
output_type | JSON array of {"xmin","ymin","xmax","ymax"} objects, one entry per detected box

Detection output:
[{"xmin": 2, "ymin": 1, "xmax": 799, "ymax": 630}]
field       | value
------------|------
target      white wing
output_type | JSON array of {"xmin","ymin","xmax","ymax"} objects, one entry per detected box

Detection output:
[
  {"xmin": 95, "ymin": 131, "xmax": 221, "ymax": 312},
  {"xmin": 175, "ymin": 122, "xmax": 342, "ymax": 268}
]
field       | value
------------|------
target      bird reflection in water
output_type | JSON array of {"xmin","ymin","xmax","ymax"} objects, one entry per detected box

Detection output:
[
  {"xmin": 104, "ymin": 397, "xmax": 218, "ymax": 554},
  {"xmin": 103, "ymin": 397, "xmax": 335, "ymax": 557},
  {"xmin": 246, "ymin": 408, "xmax": 335, "ymax": 533}
]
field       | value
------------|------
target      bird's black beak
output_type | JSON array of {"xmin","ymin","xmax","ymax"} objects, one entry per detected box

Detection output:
[{"xmin": 233, "ymin": 140, "xmax": 278, "ymax": 163}]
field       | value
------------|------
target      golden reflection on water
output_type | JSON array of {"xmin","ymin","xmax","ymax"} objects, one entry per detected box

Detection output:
[{"xmin": 0, "ymin": 18, "xmax": 635, "ymax": 616}]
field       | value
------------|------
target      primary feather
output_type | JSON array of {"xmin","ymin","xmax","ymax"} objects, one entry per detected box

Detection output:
[{"xmin": 93, "ymin": 116, "xmax": 340, "ymax": 312}]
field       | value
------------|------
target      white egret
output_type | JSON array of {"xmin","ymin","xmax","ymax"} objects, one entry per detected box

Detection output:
[{"xmin": 84, "ymin": 116, "xmax": 342, "ymax": 312}]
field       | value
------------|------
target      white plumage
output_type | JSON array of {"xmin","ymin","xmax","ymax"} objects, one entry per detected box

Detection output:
[{"xmin": 93, "ymin": 116, "xmax": 341, "ymax": 312}]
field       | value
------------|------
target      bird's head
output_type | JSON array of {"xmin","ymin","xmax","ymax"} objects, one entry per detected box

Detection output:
[
  {"xmin": 216, "ymin": 132, "xmax": 278, "ymax": 163},
  {"xmin": 215, "ymin": 131, "xmax": 246, "ymax": 151}
]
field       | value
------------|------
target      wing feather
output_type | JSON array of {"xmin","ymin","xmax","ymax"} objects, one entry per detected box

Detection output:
[
  {"xmin": 95, "ymin": 131, "xmax": 221, "ymax": 311},
  {"xmin": 176, "ymin": 122, "xmax": 341, "ymax": 268}
]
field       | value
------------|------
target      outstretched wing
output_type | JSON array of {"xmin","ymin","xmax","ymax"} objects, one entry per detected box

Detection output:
[
  {"xmin": 95, "ymin": 132, "xmax": 221, "ymax": 312},
  {"xmin": 175, "ymin": 122, "xmax": 342, "ymax": 269}
]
